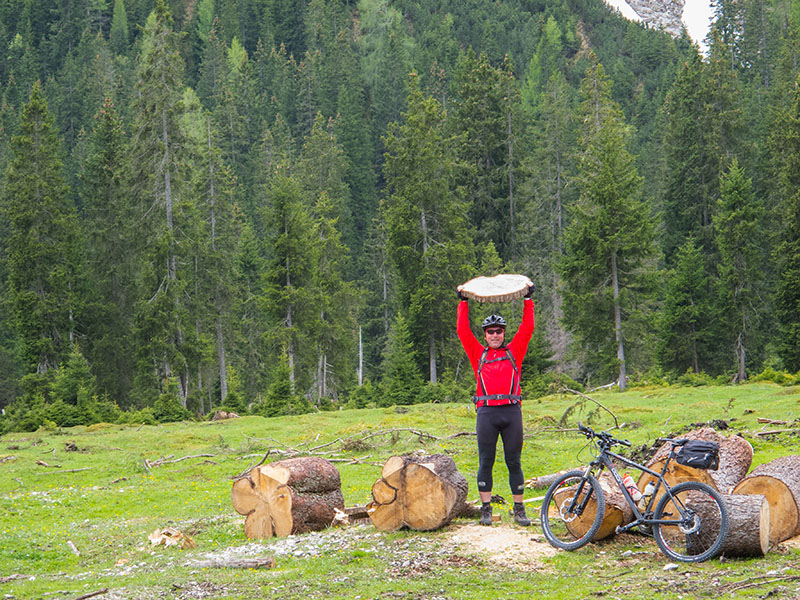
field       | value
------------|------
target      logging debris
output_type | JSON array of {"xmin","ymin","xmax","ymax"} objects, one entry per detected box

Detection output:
[
  {"xmin": 148, "ymin": 527, "xmax": 197, "ymax": 549},
  {"xmin": 192, "ymin": 557, "xmax": 276, "ymax": 569}
]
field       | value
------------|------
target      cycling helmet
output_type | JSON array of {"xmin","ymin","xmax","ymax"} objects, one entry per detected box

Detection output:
[{"xmin": 481, "ymin": 314, "xmax": 507, "ymax": 329}]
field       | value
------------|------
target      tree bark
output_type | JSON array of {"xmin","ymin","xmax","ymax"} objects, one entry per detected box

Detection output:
[
  {"xmin": 368, "ymin": 454, "xmax": 470, "ymax": 531},
  {"xmin": 732, "ymin": 455, "xmax": 800, "ymax": 544},
  {"xmin": 717, "ymin": 494, "xmax": 770, "ymax": 557},
  {"xmin": 231, "ymin": 457, "xmax": 344, "ymax": 539},
  {"xmin": 610, "ymin": 250, "xmax": 626, "ymax": 391}
]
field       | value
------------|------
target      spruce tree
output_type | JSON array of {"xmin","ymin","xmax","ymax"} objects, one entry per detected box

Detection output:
[
  {"xmin": 382, "ymin": 75, "xmax": 475, "ymax": 383},
  {"xmin": 128, "ymin": 0, "xmax": 195, "ymax": 406},
  {"xmin": 79, "ymin": 97, "xmax": 134, "ymax": 403},
  {"xmin": 559, "ymin": 57, "xmax": 656, "ymax": 390},
  {"xmin": 110, "ymin": 0, "xmax": 129, "ymax": 55},
  {"xmin": 656, "ymin": 239, "xmax": 713, "ymax": 375},
  {"xmin": 714, "ymin": 159, "xmax": 765, "ymax": 382},
  {"xmin": 3, "ymin": 82, "xmax": 86, "ymax": 378}
]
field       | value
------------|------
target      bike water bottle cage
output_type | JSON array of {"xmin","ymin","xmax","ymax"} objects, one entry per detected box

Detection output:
[{"xmin": 472, "ymin": 347, "xmax": 522, "ymax": 408}]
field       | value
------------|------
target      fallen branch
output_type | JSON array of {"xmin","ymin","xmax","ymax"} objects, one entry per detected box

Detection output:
[
  {"xmin": 0, "ymin": 455, "xmax": 17, "ymax": 463},
  {"xmin": 757, "ymin": 418, "xmax": 789, "ymax": 425},
  {"xmin": 72, "ymin": 589, "xmax": 109, "ymax": 600},
  {"xmin": 149, "ymin": 453, "xmax": 215, "ymax": 466},
  {"xmin": 754, "ymin": 428, "xmax": 800, "ymax": 437},
  {"xmin": 721, "ymin": 575, "xmax": 800, "ymax": 593},
  {"xmin": 561, "ymin": 387, "xmax": 620, "ymax": 429},
  {"xmin": 193, "ymin": 557, "xmax": 276, "ymax": 569},
  {"xmin": 0, "ymin": 574, "xmax": 29, "ymax": 583},
  {"xmin": 231, "ymin": 449, "xmax": 271, "ymax": 480},
  {"xmin": 36, "ymin": 460, "xmax": 62, "ymax": 468},
  {"xmin": 35, "ymin": 467, "xmax": 92, "ymax": 476}
]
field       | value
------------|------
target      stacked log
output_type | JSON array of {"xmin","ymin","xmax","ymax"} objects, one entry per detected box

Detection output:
[
  {"xmin": 368, "ymin": 454, "xmax": 471, "ymax": 531},
  {"xmin": 231, "ymin": 456, "xmax": 344, "ymax": 539},
  {"xmin": 732, "ymin": 455, "xmax": 800, "ymax": 545},
  {"xmin": 557, "ymin": 472, "xmax": 634, "ymax": 541},
  {"xmin": 637, "ymin": 428, "xmax": 753, "ymax": 500}
]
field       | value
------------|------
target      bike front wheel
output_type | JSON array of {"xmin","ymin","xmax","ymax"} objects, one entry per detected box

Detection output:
[
  {"xmin": 653, "ymin": 481, "xmax": 729, "ymax": 562},
  {"xmin": 540, "ymin": 470, "xmax": 605, "ymax": 551}
]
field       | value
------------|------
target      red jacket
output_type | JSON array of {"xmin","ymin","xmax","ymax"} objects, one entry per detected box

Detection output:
[{"xmin": 457, "ymin": 299, "xmax": 535, "ymax": 406}]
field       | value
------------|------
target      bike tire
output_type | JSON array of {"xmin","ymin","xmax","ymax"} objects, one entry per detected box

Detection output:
[
  {"xmin": 540, "ymin": 470, "xmax": 605, "ymax": 551},
  {"xmin": 652, "ymin": 481, "xmax": 729, "ymax": 563}
]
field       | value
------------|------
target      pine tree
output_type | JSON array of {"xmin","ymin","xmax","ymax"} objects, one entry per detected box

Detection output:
[
  {"xmin": 714, "ymin": 159, "xmax": 765, "ymax": 382},
  {"xmin": 261, "ymin": 174, "xmax": 318, "ymax": 393},
  {"xmin": 181, "ymin": 88, "xmax": 241, "ymax": 409},
  {"xmin": 559, "ymin": 57, "xmax": 656, "ymax": 390},
  {"xmin": 380, "ymin": 312, "xmax": 423, "ymax": 406},
  {"xmin": 128, "ymin": 0, "xmax": 195, "ymax": 406},
  {"xmin": 382, "ymin": 75, "xmax": 476, "ymax": 383},
  {"xmin": 656, "ymin": 239, "xmax": 713, "ymax": 375},
  {"xmin": 79, "ymin": 97, "xmax": 134, "ymax": 403},
  {"xmin": 3, "ymin": 82, "xmax": 86, "ymax": 378},
  {"xmin": 110, "ymin": 0, "xmax": 129, "ymax": 55},
  {"xmin": 450, "ymin": 48, "xmax": 516, "ymax": 259}
]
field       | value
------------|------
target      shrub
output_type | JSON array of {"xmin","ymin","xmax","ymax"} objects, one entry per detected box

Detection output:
[
  {"xmin": 676, "ymin": 369, "xmax": 716, "ymax": 387},
  {"xmin": 524, "ymin": 372, "xmax": 585, "ymax": 399},
  {"xmin": 751, "ymin": 367, "xmax": 797, "ymax": 386}
]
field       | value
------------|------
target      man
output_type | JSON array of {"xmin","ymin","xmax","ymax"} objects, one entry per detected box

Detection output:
[{"xmin": 456, "ymin": 283, "xmax": 535, "ymax": 526}]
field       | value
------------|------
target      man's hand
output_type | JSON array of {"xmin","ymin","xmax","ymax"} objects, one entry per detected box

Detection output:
[
  {"xmin": 457, "ymin": 285, "xmax": 467, "ymax": 301},
  {"xmin": 524, "ymin": 283, "xmax": 535, "ymax": 299}
]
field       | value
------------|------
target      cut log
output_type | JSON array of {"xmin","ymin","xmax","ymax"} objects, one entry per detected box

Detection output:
[
  {"xmin": 683, "ymin": 492, "xmax": 770, "ymax": 558},
  {"xmin": 555, "ymin": 472, "xmax": 633, "ymax": 541},
  {"xmin": 637, "ymin": 428, "xmax": 753, "ymax": 499},
  {"xmin": 732, "ymin": 455, "xmax": 800, "ymax": 544},
  {"xmin": 717, "ymin": 494, "xmax": 770, "ymax": 557},
  {"xmin": 231, "ymin": 456, "xmax": 344, "ymax": 539},
  {"xmin": 367, "ymin": 454, "xmax": 470, "ymax": 531}
]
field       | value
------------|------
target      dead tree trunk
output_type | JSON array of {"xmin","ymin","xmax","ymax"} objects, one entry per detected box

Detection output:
[
  {"xmin": 732, "ymin": 455, "xmax": 800, "ymax": 544},
  {"xmin": 368, "ymin": 454, "xmax": 470, "ymax": 531},
  {"xmin": 231, "ymin": 457, "xmax": 344, "ymax": 539}
]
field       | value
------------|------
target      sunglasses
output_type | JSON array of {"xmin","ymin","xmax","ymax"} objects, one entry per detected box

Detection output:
[{"xmin": 485, "ymin": 328, "xmax": 505, "ymax": 335}]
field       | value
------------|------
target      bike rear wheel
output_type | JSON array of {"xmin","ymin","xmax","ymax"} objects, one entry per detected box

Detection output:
[
  {"xmin": 540, "ymin": 470, "xmax": 605, "ymax": 550},
  {"xmin": 653, "ymin": 481, "xmax": 729, "ymax": 562}
]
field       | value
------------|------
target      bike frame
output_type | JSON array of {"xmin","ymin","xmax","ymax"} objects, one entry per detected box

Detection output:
[{"xmin": 578, "ymin": 444, "xmax": 690, "ymax": 534}]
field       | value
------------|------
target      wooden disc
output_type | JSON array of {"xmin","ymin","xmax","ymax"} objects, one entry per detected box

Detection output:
[{"xmin": 460, "ymin": 274, "xmax": 532, "ymax": 303}]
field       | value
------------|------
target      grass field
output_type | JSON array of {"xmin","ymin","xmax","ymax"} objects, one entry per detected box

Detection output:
[{"xmin": 2, "ymin": 382, "xmax": 800, "ymax": 599}]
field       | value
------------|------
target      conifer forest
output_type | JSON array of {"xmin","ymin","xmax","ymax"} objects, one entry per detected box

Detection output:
[{"xmin": 1, "ymin": 0, "xmax": 800, "ymax": 431}]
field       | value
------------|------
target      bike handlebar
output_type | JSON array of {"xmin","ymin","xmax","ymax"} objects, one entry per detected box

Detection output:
[{"xmin": 577, "ymin": 422, "xmax": 631, "ymax": 448}]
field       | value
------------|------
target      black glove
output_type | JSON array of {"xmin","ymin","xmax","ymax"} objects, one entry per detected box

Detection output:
[
  {"xmin": 457, "ymin": 289, "xmax": 467, "ymax": 301},
  {"xmin": 524, "ymin": 284, "xmax": 535, "ymax": 299}
]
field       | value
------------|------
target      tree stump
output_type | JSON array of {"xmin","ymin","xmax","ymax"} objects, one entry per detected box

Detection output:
[
  {"xmin": 732, "ymin": 455, "xmax": 800, "ymax": 544},
  {"xmin": 637, "ymin": 428, "xmax": 753, "ymax": 500},
  {"xmin": 231, "ymin": 456, "xmax": 344, "ymax": 539},
  {"xmin": 368, "ymin": 454, "xmax": 470, "ymax": 531},
  {"xmin": 556, "ymin": 472, "xmax": 634, "ymax": 541},
  {"xmin": 717, "ymin": 494, "xmax": 770, "ymax": 557}
]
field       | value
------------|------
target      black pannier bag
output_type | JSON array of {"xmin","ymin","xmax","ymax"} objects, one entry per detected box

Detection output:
[{"xmin": 675, "ymin": 440, "xmax": 720, "ymax": 470}]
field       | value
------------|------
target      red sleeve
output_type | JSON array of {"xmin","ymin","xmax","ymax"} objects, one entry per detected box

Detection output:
[
  {"xmin": 457, "ymin": 301, "xmax": 484, "ymax": 371},
  {"xmin": 508, "ymin": 299, "xmax": 535, "ymax": 367}
]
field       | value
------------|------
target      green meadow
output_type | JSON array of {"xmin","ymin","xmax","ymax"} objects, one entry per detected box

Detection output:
[{"xmin": 2, "ymin": 383, "xmax": 800, "ymax": 599}]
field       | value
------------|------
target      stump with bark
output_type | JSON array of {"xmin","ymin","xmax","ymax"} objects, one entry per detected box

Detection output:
[
  {"xmin": 368, "ymin": 454, "xmax": 470, "ymax": 531},
  {"xmin": 556, "ymin": 472, "xmax": 634, "ymax": 541},
  {"xmin": 732, "ymin": 455, "xmax": 800, "ymax": 544},
  {"xmin": 231, "ymin": 456, "xmax": 344, "ymax": 539},
  {"xmin": 637, "ymin": 428, "xmax": 753, "ymax": 500}
]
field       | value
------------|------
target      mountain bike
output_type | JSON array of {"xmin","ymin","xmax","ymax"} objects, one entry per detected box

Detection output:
[{"xmin": 540, "ymin": 423, "xmax": 729, "ymax": 562}]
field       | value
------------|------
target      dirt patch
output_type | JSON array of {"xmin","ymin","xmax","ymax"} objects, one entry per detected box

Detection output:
[{"xmin": 446, "ymin": 522, "xmax": 557, "ymax": 571}]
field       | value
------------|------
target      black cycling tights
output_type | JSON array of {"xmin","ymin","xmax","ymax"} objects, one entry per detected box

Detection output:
[{"xmin": 476, "ymin": 403, "xmax": 525, "ymax": 494}]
